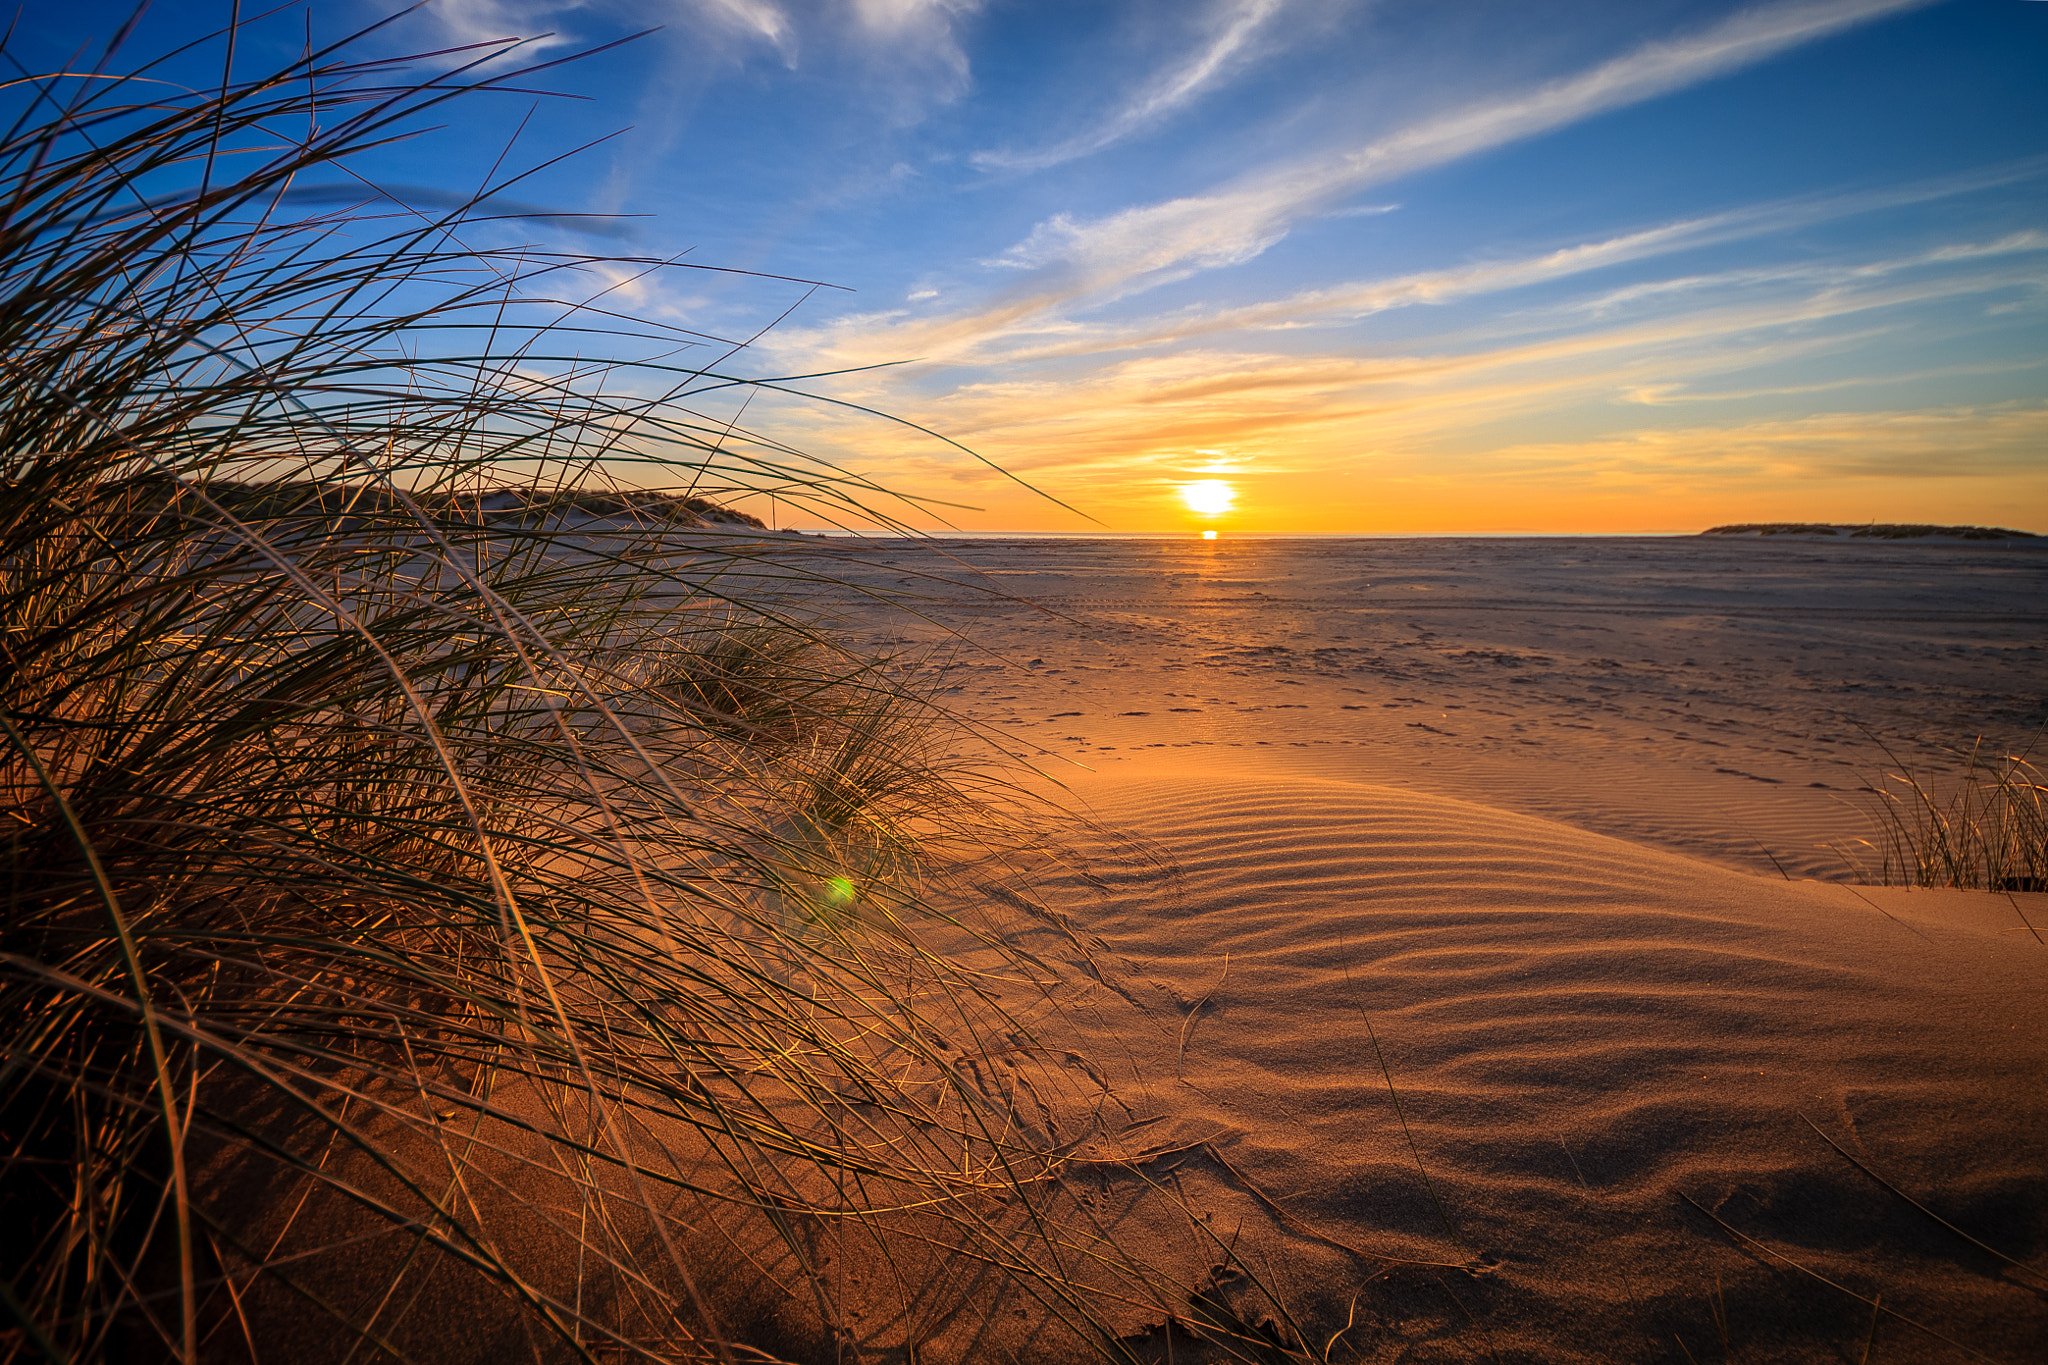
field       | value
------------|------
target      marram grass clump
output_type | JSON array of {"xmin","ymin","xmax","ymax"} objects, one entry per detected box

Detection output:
[
  {"xmin": 0, "ymin": 17, "xmax": 1252, "ymax": 1365},
  {"xmin": 1846, "ymin": 732, "xmax": 2048, "ymax": 893}
]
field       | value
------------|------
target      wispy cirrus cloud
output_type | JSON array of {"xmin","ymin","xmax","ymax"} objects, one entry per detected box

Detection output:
[
  {"xmin": 972, "ymin": 0, "xmax": 1292, "ymax": 173},
  {"xmin": 798, "ymin": 217, "xmax": 1736, "ymax": 372},
  {"xmin": 766, "ymin": 157, "xmax": 2045, "ymax": 372},
  {"xmin": 647, "ymin": 1, "xmax": 982, "ymax": 100},
  {"xmin": 407, "ymin": 0, "xmax": 587, "ymax": 56},
  {"xmin": 692, "ymin": 0, "xmax": 797, "ymax": 56},
  {"xmin": 416, "ymin": 0, "xmax": 795, "ymax": 66},
  {"xmin": 850, "ymin": 0, "xmax": 979, "ymax": 30},
  {"xmin": 1485, "ymin": 404, "xmax": 2048, "ymax": 484},
  {"xmin": 983, "ymin": 0, "xmax": 1937, "ymax": 298},
  {"xmin": 1619, "ymin": 357, "xmax": 2048, "ymax": 407},
  {"xmin": 544, "ymin": 0, "xmax": 2030, "ymax": 532},
  {"xmin": 763, "ymin": 0, "xmax": 1942, "ymax": 383},
  {"xmin": 1568, "ymin": 229, "xmax": 2048, "ymax": 318},
  {"xmin": 845, "ymin": 0, "xmax": 984, "ymax": 98},
  {"xmin": 767, "ymin": 323, "xmax": 2048, "ymax": 526}
]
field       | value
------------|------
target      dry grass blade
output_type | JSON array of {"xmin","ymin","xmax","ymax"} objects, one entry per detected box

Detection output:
[
  {"xmin": 1679, "ymin": 1195, "xmax": 1999, "ymax": 1363},
  {"xmin": 1845, "ymin": 727, "xmax": 2048, "ymax": 893},
  {"xmin": 1799, "ymin": 1115, "xmax": 2046, "ymax": 1285},
  {"xmin": 1175, "ymin": 952, "xmax": 1226, "ymax": 1081},
  {"xmin": 0, "ymin": 12, "xmax": 1223, "ymax": 1364}
]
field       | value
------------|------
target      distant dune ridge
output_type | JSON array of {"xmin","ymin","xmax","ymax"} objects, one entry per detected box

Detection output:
[
  {"xmin": 1702, "ymin": 522, "xmax": 2038, "ymax": 540},
  {"xmin": 138, "ymin": 475, "xmax": 779, "ymax": 530}
]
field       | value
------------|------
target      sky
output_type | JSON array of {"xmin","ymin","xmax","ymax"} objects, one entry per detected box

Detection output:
[{"xmin": 22, "ymin": 1, "xmax": 2048, "ymax": 533}]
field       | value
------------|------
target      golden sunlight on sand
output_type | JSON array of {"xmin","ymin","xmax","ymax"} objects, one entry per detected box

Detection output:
[{"xmin": 731, "ymin": 530, "xmax": 2048, "ymax": 1361}]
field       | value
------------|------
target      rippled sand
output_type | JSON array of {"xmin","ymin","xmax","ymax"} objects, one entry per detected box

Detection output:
[
  {"xmin": 249, "ymin": 532, "xmax": 2042, "ymax": 1362},
  {"xmin": 770, "ymin": 533, "xmax": 2048, "ymax": 1362}
]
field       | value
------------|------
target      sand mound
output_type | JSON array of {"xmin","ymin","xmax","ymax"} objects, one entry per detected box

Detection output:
[
  {"xmin": 994, "ymin": 761, "xmax": 2048, "ymax": 1362},
  {"xmin": 185, "ymin": 762, "xmax": 2045, "ymax": 1362}
]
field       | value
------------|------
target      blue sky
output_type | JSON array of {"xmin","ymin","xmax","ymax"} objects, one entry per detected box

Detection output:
[{"xmin": 23, "ymin": 1, "xmax": 2048, "ymax": 531}]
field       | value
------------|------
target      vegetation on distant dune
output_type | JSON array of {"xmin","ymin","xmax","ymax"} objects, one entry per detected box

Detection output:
[
  {"xmin": 123, "ymin": 476, "xmax": 779, "ymax": 530},
  {"xmin": 0, "ymin": 15, "xmax": 1232, "ymax": 1364},
  {"xmin": 1701, "ymin": 522, "xmax": 2040, "ymax": 540}
]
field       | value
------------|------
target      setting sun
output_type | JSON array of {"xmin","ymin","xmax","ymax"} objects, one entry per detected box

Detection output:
[{"xmin": 1180, "ymin": 480, "xmax": 1235, "ymax": 516}]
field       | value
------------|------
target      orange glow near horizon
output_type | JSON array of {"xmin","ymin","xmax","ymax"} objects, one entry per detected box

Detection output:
[{"xmin": 761, "ymin": 388, "xmax": 2048, "ymax": 535}]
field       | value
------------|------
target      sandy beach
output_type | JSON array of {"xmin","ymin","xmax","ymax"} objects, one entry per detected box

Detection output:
[
  {"xmin": 809, "ymin": 533, "xmax": 2048, "ymax": 881},
  {"xmin": 735, "ymin": 532, "xmax": 2048, "ymax": 1362}
]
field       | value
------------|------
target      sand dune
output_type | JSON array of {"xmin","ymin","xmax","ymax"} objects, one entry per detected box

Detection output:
[
  {"xmin": 996, "ymin": 761, "xmax": 2048, "ymax": 1361},
  {"xmin": 191, "ymin": 759, "xmax": 2048, "ymax": 1363},
  {"xmin": 192, "ymin": 534, "xmax": 2047, "ymax": 1362},
  {"xmin": 767, "ymin": 534, "xmax": 2048, "ymax": 1361}
]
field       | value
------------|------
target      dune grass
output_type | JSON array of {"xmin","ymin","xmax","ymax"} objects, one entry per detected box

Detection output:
[
  {"xmin": 0, "ymin": 16, "xmax": 1282, "ymax": 1363},
  {"xmin": 1847, "ymin": 731, "xmax": 2048, "ymax": 894}
]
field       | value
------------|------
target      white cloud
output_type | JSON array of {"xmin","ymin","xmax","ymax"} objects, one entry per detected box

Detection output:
[
  {"xmin": 850, "ymin": 0, "xmax": 976, "ymax": 30},
  {"xmin": 973, "ymin": 0, "xmax": 1291, "ymax": 172},
  {"xmin": 993, "ymin": 0, "xmax": 1937, "ymax": 300},
  {"xmin": 409, "ymin": 0, "xmax": 586, "ymax": 56},
  {"xmin": 1484, "ymin": 405, "xmax": 2048, "ymax": 483},
  {"xmin": 692, "ymin": 0, "xmax": 796, "ymax": 56},
  {"xmin": 844, "ymin": 0, "xmax": 983, "ymax": 100},
  {"xmin": 764, "ymin": 0, "xmax": 1952, "ymax": 373},
  {"xmin": 1569, "ymin": 229, "xmax": 2048, "ymax": 316},
  {"xmin": 756, "ymin": 243, "xmax": 2045, "ymax": 502},
  {"xmin": 986, "ymin": 196, "xmax": 1289, "ymax": 278},
  {"xmin": 1619, "ymin": 358, "xmax": 2048, "ymax": 406},
  {"xmin": 772, "ymin": 159, "xmax": 2046, "ymax": 371},
  {"xmin": 945, "ymin": 214, "xmax": 1737, "ymax": 366},
  {"xmin": 660, "ymin": 1, "xmax": 979, "ymax": 93}
]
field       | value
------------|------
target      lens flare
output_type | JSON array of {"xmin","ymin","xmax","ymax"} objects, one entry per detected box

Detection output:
[{"xmin": 1180, "ymin": 480, "xmax": 1235, "ymax": 515}]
